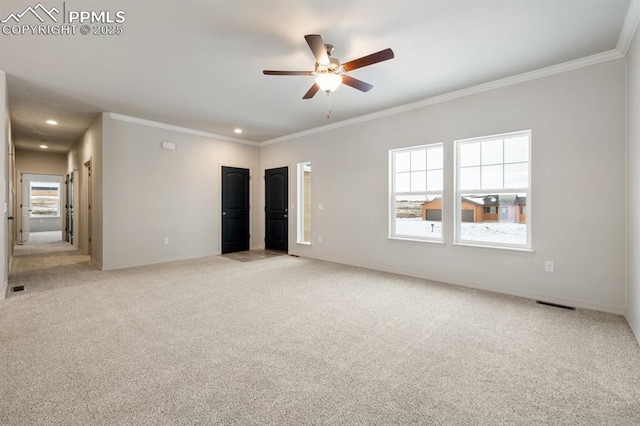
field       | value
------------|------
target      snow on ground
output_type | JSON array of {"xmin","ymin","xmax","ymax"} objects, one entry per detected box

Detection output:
[
  {"xmin": 395, "ymin": 218, "xmax": 526, "ymax": 244},
  {"xmin": 395, "ymin": 219, "xmax": 442, "ymax": 239}
]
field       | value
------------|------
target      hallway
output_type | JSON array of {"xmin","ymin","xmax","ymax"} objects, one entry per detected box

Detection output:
[{"xmin": 8, "ymin": 231, "xmax": 94, "ymax": 297}]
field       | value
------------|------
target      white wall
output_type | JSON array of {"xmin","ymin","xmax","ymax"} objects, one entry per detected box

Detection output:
[
  {"xmin": 0, "ymin": 71, "xmax": 8, "ymax": 298},
  {"xmin": 68, "ymin": 115, "xmax": 103, "ymax": 266},
  {"xmin": 627, "ymin": 25, "xmax": 640, "ymax": 342},
  {"xmin": 260, "ymin": 59, "xmax": 627, "ymax": 314},
  {"xmin": 101, "ymin": 115, "xmax": 260, "ymax": 270}
]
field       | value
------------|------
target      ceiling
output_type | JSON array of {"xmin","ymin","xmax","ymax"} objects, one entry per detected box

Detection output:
[{"xmin": 0, "ymin": 0, "xmax": 635, "ymax": 151}]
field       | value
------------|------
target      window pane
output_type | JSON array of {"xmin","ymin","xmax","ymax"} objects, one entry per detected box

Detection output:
[
  {"xmin": 481, "ymin": 139, "xmax": 503, "ymax": 165},
  {"xmin": 30, "ymin": 182, "xmax": 60, "ymax": 217},
  {"xmin": 410, "ymin": 171, "xmax": 426, "ymax": 192},
  {"xmin": 396, "ymin": 151, "xmax": 411, "ymax": 172},
  {"xmin": 460, "ymin": 193, "xmax": 527, "ymax": 245},
  {"xmin": 504, "ymin": 162, "xmax": 528, "ymax": 188},
  {"xmin": 459, "ymin": 166, "xmax": 480, "ymax": 190},
  {"xmin": 459, "ymin": 142, "xmax": 480, "ymax": 167},
  {"xmin": 427, "ymin": 169, "xmax": 443, "ymax": 191},
  {"xmin": 395, "ymin": 195, "xmax": 442, "ymax": 239},
  {"xmin": 396, "ymin": 172, "xmax": 410, "ymax": 192},
  {"xmin": 426, "ymin": 145, "xmax": 443, "ymax": 170},
  {"xmin": 411, "ymin": 150, "xmax": 426, "ymax": 171},
  {"xmin": 481, "ymin": 165, "xmax": 503, "ymax": 189},
  {"xmin": 504, "ymin": 136, "xmax": 529, "ymax": 163}
]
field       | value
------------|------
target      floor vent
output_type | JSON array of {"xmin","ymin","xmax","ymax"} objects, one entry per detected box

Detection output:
[
  {"xmin": 536, "ymin": 300, "xmax": 576, "ymax": 310},
  {"xmin": 11, "ymin": 285, "xmax": 25, "ymax": 293},
  {"xmin": 289, "ymin": 254, "xmax": 300, "ymax": 258}
]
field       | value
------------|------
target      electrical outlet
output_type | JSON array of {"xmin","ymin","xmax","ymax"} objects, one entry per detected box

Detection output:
[
  {"xmin": 544, "ymin": 261, "xmax": 554, "ymax": 273},
  {"xmin": 164, "ymin": 237, "xmax": 169, "ymax": 245}
]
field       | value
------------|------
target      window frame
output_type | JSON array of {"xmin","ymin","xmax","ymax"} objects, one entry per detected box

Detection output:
[
  {"xmin": 296, "ymin": 162, "xmax": 312, "ymax": 245},
  {"xmin": 389, "ymin": 143, "xmax": 444, "ymax": 242},
  {"xmin": 454, "ymin": 130, "xmax": 532, "ymax": 250}
]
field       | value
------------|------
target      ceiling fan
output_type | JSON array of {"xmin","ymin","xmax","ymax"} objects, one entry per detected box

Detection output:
[{"xmin": 263, "ymin": 34, "xmax": 394, "ymax": 99}]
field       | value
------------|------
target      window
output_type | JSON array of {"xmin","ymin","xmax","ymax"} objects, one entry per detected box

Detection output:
[
  {"xmin": 297, "ymin": 162, "xmax": 311, "ymax": 244},
  {"xmin": 455, "ymin": 131, "xmax": 531, "ymax": 248},
  {"xmin": 390, "ymin": 143, "xmax": 443, "ymax": 240},
  {"xmin": 30, "ymin": 181, "xmax": 61, "ymax": 218}
]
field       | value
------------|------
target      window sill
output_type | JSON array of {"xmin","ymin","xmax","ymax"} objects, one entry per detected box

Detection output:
[
  {"xmin": 388, "ymin": 236, "xmax": 445, "ymax": 246},
  {"xmin": 452, "ymin": 242, "xmax": 535, "ymax": 256},
  {"xmin": 296, "ymin": 241, "xmax": 312, "ymax": 246}
]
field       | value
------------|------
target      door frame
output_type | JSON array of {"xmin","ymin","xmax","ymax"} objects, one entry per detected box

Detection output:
[
  {"xmin": 18, "ymin": 172, "xmax": 65, "ymax": 244},
  {"xmin": 81, "ymin": 159, "xmax": 92, "ymax": 256},
  {"xmin": 219, "ymin": 163, "xmax": 253, "ymax": 254}
]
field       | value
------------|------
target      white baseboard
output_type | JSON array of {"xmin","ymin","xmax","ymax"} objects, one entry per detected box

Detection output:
[
  {"xmin": 1, "ymin": 279, "xmax": 7, "ymax": 300},
  {"xmin": 101, "ymin": 251, "xmax": 218, "ymax": 271},
  {"xmin": 288, "ymin": 251, "xmax": 626, "ymax": 316}
]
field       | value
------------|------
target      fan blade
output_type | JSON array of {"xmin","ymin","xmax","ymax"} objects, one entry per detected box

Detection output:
[
  {"xmin": 263, "ymin": 70, "xmax": 314, "ymax": 76},
  {"xmin": 303, "ymin": 83, "xmax": 320, "ymax": 99},
  {"xmin": 342, "ymin": 48, "xmax": 395, "ymax": 72},
  {"xmin": 342, "ymin": 75, "xmax": 373, "ymax": 92},
  {"xmin": 305, "ymin": 34, "xmax": 330, "ymax": 65}
]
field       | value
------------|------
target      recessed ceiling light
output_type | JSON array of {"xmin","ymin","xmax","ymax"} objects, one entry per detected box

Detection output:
[
  {"xmin": 39, "ymin": 145, "xmax": 48, "ymax": 149},
  {"xmin": 234, "ymin": 128, "xmax": 243, "ymax": 134},
  {"xmin": 46, "ymin": 120, "xmax": 58, "ymax": 125}
]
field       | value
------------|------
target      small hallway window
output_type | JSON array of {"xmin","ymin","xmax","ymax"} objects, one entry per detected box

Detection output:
[{"xmin": 30, "ymin": 182, "xmax": 61, "ymax": 217}]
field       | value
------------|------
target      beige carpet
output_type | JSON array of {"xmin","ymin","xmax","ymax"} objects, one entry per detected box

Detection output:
[{"xmin": 1, "ymin": 233, "xmax": 639, "ymax": 425}]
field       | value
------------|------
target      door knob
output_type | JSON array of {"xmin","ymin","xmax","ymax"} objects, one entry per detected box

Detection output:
[{"xmin": 222, "ymin": 211, "xmax": 227, "ymax": 216}]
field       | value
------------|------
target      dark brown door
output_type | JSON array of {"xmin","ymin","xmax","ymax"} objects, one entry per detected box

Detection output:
[
  {"xmin": 265, "ymin": 167, "xmax": 288, "ymax": 252},
  {"xmin": 222, "ymin": 166, "xmax": 250, "ymax": 254}
]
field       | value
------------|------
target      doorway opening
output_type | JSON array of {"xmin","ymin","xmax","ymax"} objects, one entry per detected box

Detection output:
[{"xmin": 19, "ymin": 173, "xmax": 64, "ymax": 245}]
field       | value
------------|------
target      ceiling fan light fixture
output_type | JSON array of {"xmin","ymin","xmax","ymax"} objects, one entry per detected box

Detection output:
[{"xmin": 315, "ymin": 73, "xmax": 342, "ymax": 93}]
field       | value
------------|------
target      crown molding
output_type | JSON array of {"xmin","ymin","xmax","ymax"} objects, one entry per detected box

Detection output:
[
  {"xmin": 617, "ymin": 0, "xmax": 640, "ymax": 54},
  {"xmin": 261, "ymin": 49, "xmax": 624, "ymax": 146},
  {"xmin": 107, "ymin": 113, "xmax": 260, "ymax": 146}
]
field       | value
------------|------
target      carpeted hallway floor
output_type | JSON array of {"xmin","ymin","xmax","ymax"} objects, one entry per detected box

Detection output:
[{"xmin": 1, "ymin": 232, "xmax": 639, "ymax": 425}]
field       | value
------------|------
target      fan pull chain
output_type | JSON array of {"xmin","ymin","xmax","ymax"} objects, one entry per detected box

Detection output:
[{"xmin": 326, "ymin": 92, "xmax": 332, "ymax": 119}]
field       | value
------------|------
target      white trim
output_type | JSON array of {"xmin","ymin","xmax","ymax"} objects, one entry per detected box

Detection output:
[
  {"xmin": 627, "ymin": 311, "xmax": 640, "ymax": 345},
  {"xmin": 388, "ymin": 237, "xmax": 446, "ymax": 246},
  {"xmin": 617, "ymin": 0, "xmax": 640, "ymax": 55},
  {"xmin": 261, "ymin": 50, "xmax": 623, "ymax": 145},
  {"xmin": 452, "ymin": 243, "xmax": 535, "ymax": 256},
  {"xmin": 108, "ymin": 113, "xmax": 259, "ymax": 146}
]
